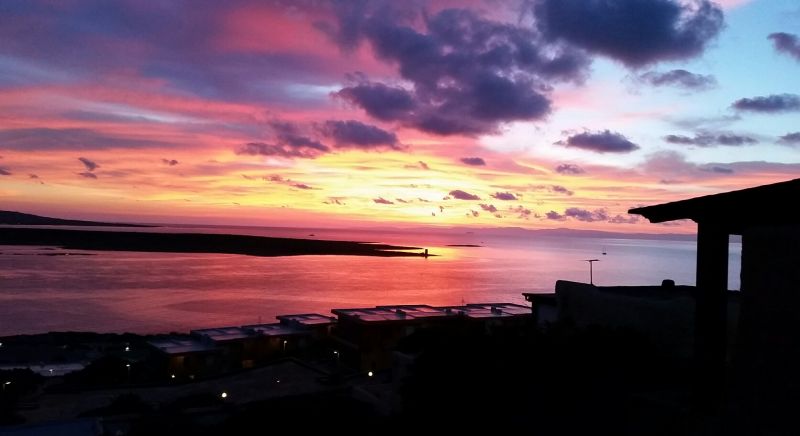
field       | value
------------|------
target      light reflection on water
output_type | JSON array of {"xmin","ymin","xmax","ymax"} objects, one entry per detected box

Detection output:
[{"xmin": 0, "ymin": 228, "xmax": 741, "ymax": 335}]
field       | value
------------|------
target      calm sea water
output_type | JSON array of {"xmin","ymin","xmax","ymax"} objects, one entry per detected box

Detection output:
[{"xmin": 0, "ymin": 226, "xmax": 741, "ymax": 336}]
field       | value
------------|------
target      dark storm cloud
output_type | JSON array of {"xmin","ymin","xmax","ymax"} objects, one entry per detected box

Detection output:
[
  {"xmin": 78, "ymin": 157, "xmax": 98, "ymax": 171},
  {"xmin": 162, "ymin": 159, "xmax": 179, "ymax": 166},
  {"xmin": 534, "ymin": 0, "xmax": 724, "ymax": 67},
  {"xmin": 0, "ymin": 167, "xmax": 11, "ymax": 176},
  {"xmin": 330, "ymin": 6, "xmax": 590, "ymax": 135},
  {"xmin": 664, "ymin": 132, "xmax": 757, "ymax": 147},
  {"xmin": 768, "ymin": 32, "xmax": 800, "ymax": 61},
  {"xmin": 564, "ymin": 207, "xmax": 608, "ymax": 222},
  {"xmin": 0, "ymin": 128, "xmax": 174, "ymax": 150},
  {"xmin": 460, "ymin": 157, "xmax": 486, "ymax": 166},
  {"xmin": 479, "ymin": 203, "xmax": 498, "ymax": 213},
  {"xmin": 373, "ymin": 197, "xmax": 394, "ymax": 204},
  {"xmin": 449, "ymin": 189, "xmax": 480, "ymax": 200},
  {"xmin": 546, "ymin": 210, "xmax": 565, "ymax": 221},
  {"xmin": 779, "ymin": 132, "xmax": 800, "ymax": 145},
  {"xmin": 320, "ymin": 120, "xmax": 401, "ymax": 150},
  {"xmin": 78, "ymin": 172, "xmax": 97, "ymax": 179},
  {"xmin": 732, "ymin": 94, "xmax": 800, "ymax": 113},
  {"xmin": 335, "ymin": 83, "xmax": 417, "ymax": 122},
  {"xmin": 554, "ymin": 163, "xmax": 584, "ymax": 175},
  {"xmin": 557, "ymin": 130, "xmax": 639, "ymax": 153},
  {"xmin": 637, "ymin": 69, "xmax": 716, "ymax": 90},
  {"xmin": 491, "ymin": 192, "xmax": 517, "ymax": 201}
]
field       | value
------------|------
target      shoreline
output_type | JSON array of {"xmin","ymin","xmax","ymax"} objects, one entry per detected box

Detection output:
[{"xmin": 0, "ymin": 228, "xmax": 429, "ymax": 258}]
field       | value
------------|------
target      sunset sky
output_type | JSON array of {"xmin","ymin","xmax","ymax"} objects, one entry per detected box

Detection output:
[{"xmin": 0, "ymin": 0, "xmax": 798, "ymax": 232}]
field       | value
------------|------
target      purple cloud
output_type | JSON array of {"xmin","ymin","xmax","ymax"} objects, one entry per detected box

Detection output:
[
  {"xmin": 479, "ymin": 204, "xmax": 498, "ymax": 213},
  {"xmin": 558, "ymin": 130, "xmax": 639, "ymax": 153},
  {"xmin": 449, "ymin": 190, "xmax": 481, "ymax": 200},
  {"xmin": 546, "ymin": 210, "xmax": 565, "ymax": 221},
  {"xmin": 779, "ymin": 132, "xmax": 800, "ymax": 145},
  {"xmin": 78, "ymin": 172, "xmax": 97, "ymax": 179},
  {"xmin": 699, "ymin": 166, "xmax": 734, "ymax": 174},
  {"xmin": 550, "ymin": 185, "xmax": 574, "ymax": 196},
  {"xmin": 404, "ymin": 161, "xmax": 430, "ymax": 170},
  {"xmin": 555, "ymin": 164, "xmax": 584, "ymax": 175},
  {"xmin": 78, "ymin": 157, "xmax": 99, "ymax": 171},
  {"xmin": 638, "ymin": 69, "xmax": 716, "ymax": 90},
  {"xmin": 460, "ymin": 157, "xmax": 486, "ymax": 166},
  {"xmin": 510, "ymin": 205, "xmax": 533, "ymax": 219},
  {"xmin": 320, "ymin": 120, "xmax": 401, "ymax": 150},
  {"xmin": 373, "ymin": 197, "xmax": 394, "ymax": 204},
  {"xmin": 664, "ymin": 132, "xmax": 757, "ymax": 147},
  {"xmin": 264, "ymin": 175, "xmax": 314, "ymax": 190},
  {"xmin": 162, "ymin": 159, "xmax": 179, "ymax": 166},
  {"xmin": 0, "ymin": 167, "xmax": 11, "ymax": 176},
  {"xmin": 330, "ymin": 7, "xmax": 590, "ymax": 135},
  {"xmin": 491, "ymin": 192, "xmax": 517, "ymax": 201},
  {"xmin": 609, "ymin": 214, "xmax": 640, "ymax": 224},
  {"xmin": 564, "ymin": 207, "xmax": 608, "ymax": 222},
  {"xmin": 0, "ymin": 128, "xmax": 174, "ymax": 151},
  {"xmin": 237, "ymin": 142, "xmax": 325, "ymax": 159},
  {"xmin": 768, "ymin": 32, "xmax": 800, "ymax": 61},
  {"xmin": 534, "ymin": 0, "xmax": 724, "ymax": 67},
  {"xmin": 732, "ymin": 94, "xmax": 800, "ymax": 113}
]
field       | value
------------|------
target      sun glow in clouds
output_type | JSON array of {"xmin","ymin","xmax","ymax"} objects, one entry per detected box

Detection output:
[{"xmin": 0, "ymin": 0, "xmax": 798, "ymax": 232}]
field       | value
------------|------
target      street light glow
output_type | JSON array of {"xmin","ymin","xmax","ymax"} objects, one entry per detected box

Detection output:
[{"xmin": 221, "ymin": 392, "xmax": 228, "ymax": 399}]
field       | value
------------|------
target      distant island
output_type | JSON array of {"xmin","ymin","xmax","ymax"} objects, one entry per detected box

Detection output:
[
  {"xmin": 0, "ymin": 210, "xmax": 149, "ymax": 227},
  {"xmin": 0, "ymin": 228, "xmax": 428, "ymax": 258}
]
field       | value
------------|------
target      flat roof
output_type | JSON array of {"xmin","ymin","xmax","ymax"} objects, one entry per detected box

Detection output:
[
  {"xmin": 376, "ymin": 305, "xmax": 453, "ymax": 319},
  {"xmin": 333, "ymin": 303, "xmax": 529, "ymax": 322},
  {"xmin": 467, "ymin": 303, "xmax": 531, "ymax": 315},
  {"xmin": 629, "ymin": 178, "xmax": 800, "ymax": 232},
  {"xmin": 276, "ymin": 313, "xmax": 336, "ymax": 327},
  {"xmin": 148, "ymin": 337, "xmax": 217, "ymax": 355},
  {"xmin": 332, "ymin": 307, "xmax": 420, "ymax": 322},
  {"xmin": 243, "ymin": 323, "xmax": 307, "ymax": 337},
  {"xmin": 190, "ymin": 326, "xmax": 254, "ymax": 342}
]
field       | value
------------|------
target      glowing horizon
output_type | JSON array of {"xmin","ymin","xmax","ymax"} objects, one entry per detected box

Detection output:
[{"xmin": 1, "ymin": 0, "xmax": 798, "ymax": 233}]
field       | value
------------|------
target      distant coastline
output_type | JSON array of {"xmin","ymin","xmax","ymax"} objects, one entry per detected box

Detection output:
[
  {"xmin": 0, "ymin": 210, "xmax": 150, "ymax": 227},
  {"xmin": 0, "ymin": 228, "xmax": 428, "ymax": 258}
]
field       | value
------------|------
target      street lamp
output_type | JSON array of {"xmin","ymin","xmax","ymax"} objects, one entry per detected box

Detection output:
[
  {"xmin": 2, "ymin": 381, "xmax": 10, "ymax": 392},
  {"xmin": 582, "ymin": 259, "xmax": 599, "ymax": 285},
  {"xmin": 282, "ymin": 340, "xmax": 287, "ymax": 353}
]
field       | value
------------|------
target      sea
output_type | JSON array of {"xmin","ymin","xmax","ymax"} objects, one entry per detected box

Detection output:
[{"xmin": 0, "ymin": 225, "xmax": 742, "ymax": 336}]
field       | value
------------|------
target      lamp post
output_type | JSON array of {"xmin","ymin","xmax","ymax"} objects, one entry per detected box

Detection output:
[
  {"xmin": 583, "ymin": 259, "xmax": 599, "ymax": 285},
  {"xmin": 2, "ymin": 381, "xmax": 10, "ymax": 392}
]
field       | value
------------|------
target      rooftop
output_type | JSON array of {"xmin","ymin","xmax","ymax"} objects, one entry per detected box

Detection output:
[
  {"xmin": 629, "ymin": 178, "xmax": 800, "ymax": 233},
  {"xmin": 148, "ymin": 337, "xmax": 216, "ymax": 355},
  {"xmin": 333, "ymin": 303, "xmax": 529, "ymax": 323},
  {"xmin": 190, "ymin": 326, "xmax": 254, "ymax": 342},
  {"xmin": 276, "ymin": 313, "xmax": 336, "ymax": 327},
  {"xmin": 243, "ymin": 323, "xmax": 307, "ymax": 337}
]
